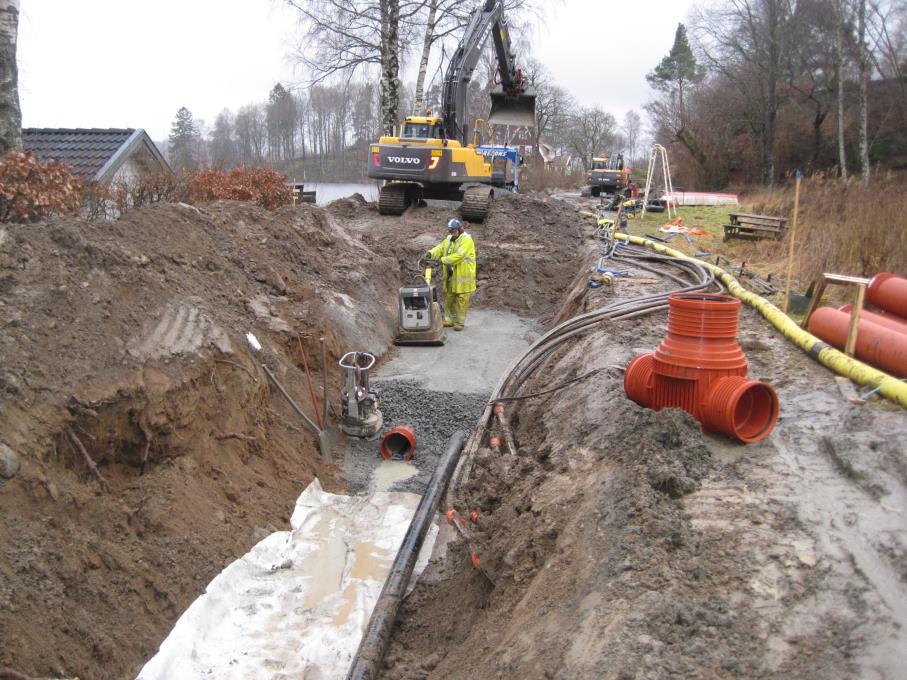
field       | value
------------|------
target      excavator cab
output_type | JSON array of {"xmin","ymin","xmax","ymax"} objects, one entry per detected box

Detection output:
[
  {"xmin": 488, "ymin": 87, "xmax": 537, "ymax": 127},
  {"xmin": 401, "ymin": 117, "xmax": 444, "ymax": 141}
]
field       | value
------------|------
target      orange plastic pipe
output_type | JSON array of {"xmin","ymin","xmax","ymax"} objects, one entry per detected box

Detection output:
[
  {"xmin": 808, "ymin": 307, "xmax": 907, "ymax": 377},
  {"xmin": 867, "ymin": 273, "xmax": 907, "ymax": 318},
  {"xmin": 380, "ymin": 426, "xmax": 416, "ymax": 460},
  {"xmin": 839, "ymin": 304, "xmax": 907, "ymax": 336}
]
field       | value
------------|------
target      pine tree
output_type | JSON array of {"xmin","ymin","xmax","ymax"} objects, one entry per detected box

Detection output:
[
  {"xmin": 168, "ymin": 107, "xmax": 198, "ymax": 172},
  {"xmin": 646, "ymin": 24, "xmax": 703, "ymax": 127}
]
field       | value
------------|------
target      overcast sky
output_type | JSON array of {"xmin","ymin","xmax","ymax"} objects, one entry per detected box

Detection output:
[{"xmin": 18, "ymin": 0, "xmax": 695, "ymax": 142}]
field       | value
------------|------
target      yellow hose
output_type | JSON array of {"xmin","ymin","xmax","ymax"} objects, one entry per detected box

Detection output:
[{"xmin": 612, "ymin": 233, "xmax": 907, "ymax": 409}]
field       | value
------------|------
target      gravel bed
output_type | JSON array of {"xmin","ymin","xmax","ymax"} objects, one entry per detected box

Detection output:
[{"xmin": 340, "ymin": 379, "xmax": 487, "ymax": 494}]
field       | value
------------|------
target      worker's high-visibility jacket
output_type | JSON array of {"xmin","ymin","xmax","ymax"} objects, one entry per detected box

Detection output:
[{"xmin": 429, "ymin": 231, "xmax": 477, "ymax": 294}]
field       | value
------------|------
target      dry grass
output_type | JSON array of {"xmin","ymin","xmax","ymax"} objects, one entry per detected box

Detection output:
[
  {"xmin": 606, "ymin": 175, "xmax": 906, "ymax": 303},
  {"xmin": 746, "ymin": 174, "xmax": 907, "ymax": 287}
]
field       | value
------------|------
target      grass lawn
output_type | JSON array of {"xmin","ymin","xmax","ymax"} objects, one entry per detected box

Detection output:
[{"xmin": 608, "ymin": 202, "xmax": 799, "ymax": 306}]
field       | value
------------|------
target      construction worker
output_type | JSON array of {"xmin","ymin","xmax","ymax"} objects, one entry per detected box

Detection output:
[{"xmin": 427, "ymin": 218, "xmax": 477, "ymax": 331}]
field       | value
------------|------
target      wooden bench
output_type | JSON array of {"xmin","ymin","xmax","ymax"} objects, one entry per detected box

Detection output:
[{"xmin": 723, "ymin": 212, "xmax": 789, "ymax": 241}]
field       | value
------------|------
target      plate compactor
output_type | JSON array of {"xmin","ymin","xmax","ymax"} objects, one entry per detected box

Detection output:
[{"xmin": 395, "ymin": 258, "xmax": 447, "ymax": 346}]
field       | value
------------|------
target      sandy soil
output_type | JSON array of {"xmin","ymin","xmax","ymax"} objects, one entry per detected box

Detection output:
[
  {"xmin": 382, "ymin": 209, "xmax": 907, "ymax": 679},
  {"xmin": 0, "ymin": 192, "xmax": 584, "ymax": 679}
]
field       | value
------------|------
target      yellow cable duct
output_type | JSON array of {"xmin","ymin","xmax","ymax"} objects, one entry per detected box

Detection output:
[{"xmin": 611, "ymin": 232, "xmax": 907, "ymax": 409}]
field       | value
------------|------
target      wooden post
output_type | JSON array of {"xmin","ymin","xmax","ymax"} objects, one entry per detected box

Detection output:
[
  {"xmin": 845, "ymin": 284, "xmax": 866, "ymax": 356},
  {"xmin": 783, "ymin": 171, "xmax": 803, "ymax": 314}
]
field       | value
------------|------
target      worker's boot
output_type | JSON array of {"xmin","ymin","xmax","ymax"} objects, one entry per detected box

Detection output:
[
  {"xmin": 453, "ymin": 324, "xmax": 464, "ymax": 331},
  {"xmin": 443, "ymin": 320, "xmax": 455, "ymax": 328}
]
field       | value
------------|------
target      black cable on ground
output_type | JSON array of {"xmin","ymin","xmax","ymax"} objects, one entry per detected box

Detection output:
[
  {"xmin": 446, "ymin": 240, "xmax": 724, "ymax": 511},
  {"xmin": 494, "ymin": 367, "xmax": 613, "ymax": 402},
  {"xmin": 347, "ymin": 431, "xmax": 466, "ymax": 680}
]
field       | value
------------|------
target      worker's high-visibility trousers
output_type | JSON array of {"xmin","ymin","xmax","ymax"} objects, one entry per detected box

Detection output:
[{"xmin": 444, "ymin": 292, "xmax": 472, "ymax": 326}]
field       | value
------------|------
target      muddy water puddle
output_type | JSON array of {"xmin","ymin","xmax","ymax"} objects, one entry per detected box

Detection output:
[{"xmin": 370, "ymin": 459, "xmax": 418, "ymax": 491}]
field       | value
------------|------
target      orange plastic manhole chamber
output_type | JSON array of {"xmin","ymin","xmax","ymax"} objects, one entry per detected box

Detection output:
[{"xmin": 624, "ymin": 293, "xmax": 779, "ymax": 444}]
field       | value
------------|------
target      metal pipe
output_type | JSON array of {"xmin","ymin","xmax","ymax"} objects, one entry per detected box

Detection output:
[
  {"xmin": 346, "ymin": 431, "xmax": 467, "ymax": 680},
  {"xmin": 261, "ymin": 364, "xmax": 321, "ymax": 435}
]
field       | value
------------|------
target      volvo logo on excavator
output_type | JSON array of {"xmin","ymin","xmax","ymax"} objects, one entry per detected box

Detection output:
[{"xmin": 387, "ymin": 156, "xmax": 421, "ymax": 165}]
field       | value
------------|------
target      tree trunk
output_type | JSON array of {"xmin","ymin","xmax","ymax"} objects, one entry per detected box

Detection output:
[
  {"xmin": 835, "ymin": 0, "xmax": 848, "ymax": 180},
  {"xmin": 0, "ymin": 0, "xmax": 22, "ymax": 154},
  {"xmin": 380, "ymin": 0, "xmax": 401, "ymax": 135},
  {"xmin": 412, "ymin": 0, "xmax": 438, "ymax": 116},
  {"xmin": 812, "ymin": 106, "xmax": 827, "ymax": 172},
  {"xmin": 857, "ymin": 0, "xmax": 870, "ymax": 186}
]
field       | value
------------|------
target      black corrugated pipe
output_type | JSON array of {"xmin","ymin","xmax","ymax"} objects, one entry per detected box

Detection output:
[{"xmin": 346, "ymin": 430, "xmax": 467, "ymax": 680}]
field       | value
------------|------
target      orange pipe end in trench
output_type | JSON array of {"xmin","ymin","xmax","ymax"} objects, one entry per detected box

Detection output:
[
  {"xmin": 624, "ymin": 293, "xmax": 779, "ymax": 444},
  {"xmin": 867, "ymin": 273, "xmax": 907, "ymax": 319},
  {"xmin": 808, "ymin": 307, "xmax": 907, "ymax": 378},
  {"xmin": 380, "ymin": 425, "xmax": 416, "ymax": 460}
]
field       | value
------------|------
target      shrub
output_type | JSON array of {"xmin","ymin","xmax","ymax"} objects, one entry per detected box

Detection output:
[
  {"xmin": 183, "ymin": 167, "xmax": 292, "ymax": 210},
  {"xmin": 0, "ymin": 150, "xmax": 82, "ymax": 222}
]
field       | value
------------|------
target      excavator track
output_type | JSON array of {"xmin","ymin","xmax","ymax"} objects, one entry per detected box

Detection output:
[
  {"xmin": 460, "ymin": 186, "xmax": 492, "ymax": 223},
  {"xmin": 378, "ymin": 183, "xmax": 413, "ymax": 215}
]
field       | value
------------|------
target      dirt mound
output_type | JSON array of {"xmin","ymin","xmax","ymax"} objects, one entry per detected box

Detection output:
[
  {"xmin": 332, "ymin": 192, "xmax": 584, "ymax": 323},
  {"xmin": 382, "ymin": 262, "xmax": 907, "ymax": 678},
  {"xmin": 0, "ymin": 189, "xmax": 585, "ymax": 679},
  {"xmin": 0, "ymin": 199, "xmax": 401, "ymax": 678}
]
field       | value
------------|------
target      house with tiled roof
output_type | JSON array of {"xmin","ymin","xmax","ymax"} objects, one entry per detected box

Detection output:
[{"xmin": 22, "ymin": 128, "xmax": 172, "ymax": 185}]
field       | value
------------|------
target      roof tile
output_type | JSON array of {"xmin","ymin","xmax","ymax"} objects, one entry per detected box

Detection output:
[{"xmin": 22, "ymin": 128, "xmax": 136, "ymax": 181}]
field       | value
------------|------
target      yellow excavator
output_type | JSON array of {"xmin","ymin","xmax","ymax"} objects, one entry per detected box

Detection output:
[{"xmin": 367, "ymin": 0, "xmax": 536, "ymax": 222}]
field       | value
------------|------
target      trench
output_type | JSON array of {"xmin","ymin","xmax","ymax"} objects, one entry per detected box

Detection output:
[
  {"xmin": 133, "ymin": 197, "xmax": 723, "ymax": 678},
  {"xmin": 135, "ymin": 308, "xmax": 544, "ymax": 678}
]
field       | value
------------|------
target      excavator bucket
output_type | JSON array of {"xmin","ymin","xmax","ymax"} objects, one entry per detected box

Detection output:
[{"xmin": 488, "ymin": 86, "xmax": 537, "ymax": 127}]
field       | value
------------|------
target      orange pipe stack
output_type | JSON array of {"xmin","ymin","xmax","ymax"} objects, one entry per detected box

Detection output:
[
  {"xmin": 624, "ymin": 293, "xmax": 779, "ymax": 444},
  {"xmin": 809, "ymin": 309, "xmax": 907, "ymax": 377},
  {"xmin": 809, "ymin": 273, "xmax": 907, "ymax": 378},
  {"xmin": 867, "ymin": 272, "xmax": 907, "ymax": 318}
]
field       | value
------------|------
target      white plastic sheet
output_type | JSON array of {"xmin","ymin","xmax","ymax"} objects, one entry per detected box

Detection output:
[{"xmin": 137, "ymin": 479, "xmax": 436, "ymax": 680}]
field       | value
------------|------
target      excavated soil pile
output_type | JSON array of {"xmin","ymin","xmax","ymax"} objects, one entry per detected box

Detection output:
[
  {"xmin": 0, "ymin": 200, "xmax": 402, "ymax": 679},
  {"xmin": 384, "ymin": 256, "xmax": 907, "ymax": 678},
  {"xmin": 0, "ymin": 191, "xmax": 586, "ymax": 679},
  {"xmin": 330, "ymin": 193, "xmax": 584, "ymax": 322}
]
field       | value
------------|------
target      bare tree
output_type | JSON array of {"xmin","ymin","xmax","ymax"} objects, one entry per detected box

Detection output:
[
  {"xmin": 835, "ymin": 0, "xmax": 849, "ymax": 178},
  {"xmin": 694, "ymin": 0, "xmax": 796, "ymax": 185},
  {"xmin": 622, "ymin": 110, "xmax": 643, "ymax": 165},
  {"xmin": 521, "ymin": 58, "xmax": 573, "ymax": 156},
  {"xmin": 235, "ymin": 104, "xmax": 267, "ymax": 165},
  {"xmin": 0, "ymin": 0, "xmax": 21, "ymax": 153},
  {"xmin": 412, "ymin": 0, "xmax": 439, "ymax": 115},
  {"xmin": 856, "ymin": 0, "xmax": 870, "ymax": 184},
  {"xmin": 566, "ymin": 106, "xmax": 618, "ymax": 170},
  {"xmin": 209, "ymin": 109, "xmax": 238, "ymax": 170},
  {"xmin": 286, "ymin": 0, "xmax": 428, "ymax": 133}
]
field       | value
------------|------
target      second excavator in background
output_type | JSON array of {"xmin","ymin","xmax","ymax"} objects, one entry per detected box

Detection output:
[{"xmin": 367, "ymin": 0, "xmax": 536, "ymax": 222}]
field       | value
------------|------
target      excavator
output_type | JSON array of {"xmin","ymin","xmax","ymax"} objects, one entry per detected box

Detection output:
[{"xmin": 367, "ymin": 0, "xmax": 536, "ymax": 222}]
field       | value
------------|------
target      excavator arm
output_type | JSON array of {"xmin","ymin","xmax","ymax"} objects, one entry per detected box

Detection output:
[{"xmin": 441, "ymin": 0, "xmax": 536, "ymax": 145}]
